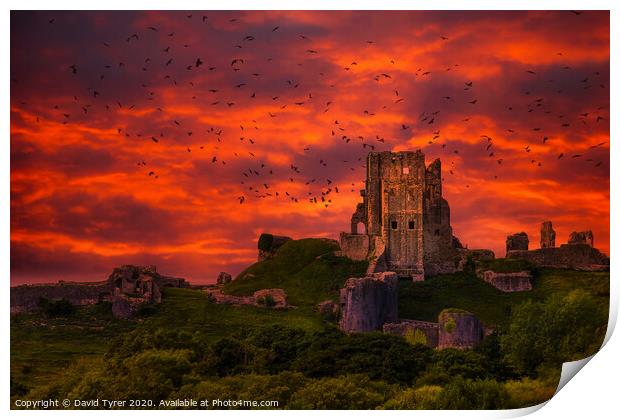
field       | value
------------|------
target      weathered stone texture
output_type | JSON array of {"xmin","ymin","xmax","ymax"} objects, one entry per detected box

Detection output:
[
  {"xmin": 438, "ymin": 310, "xmax": 484, "ymax": 349},
  {"xmin": 340, "ymin": 151, "xmax": 460, "ymax": 280},
  {"xmin": 568, "ymin": 230, "xmax": 594, "ymax": 247},
  {"xmin": 339, "ymin": 272, "xmax": 398, "ymax": 332},
  {"xmin": 339, "ymin": 233, "xmax": 369, "ymax": 261},
  {"xmin": 11, "ymin": 265, "xmax": 188, "ymax": 316},
  {"xmin": 540, "ymin": 221, "xmax": 556, "ymax": 248},
  {"xmin": 253, "ymin": 288, "xmax": 288, "ymax": 308},
  {"xmin": 205, "ymin": 287, "xmax": 290, "ymax": 309},
  {"xmin": 10, "ymin": 281, "xmax": 110, "ymax": 314},
  {"xmin": 506, "ymin": 244, "xmax": 609, "ymax": 270},
  {"xmin": 482, "ymin": 270, "xmax": 533, "ymax": 292},
  {"xmin": 216, "ymin": 272, "xmax": 232, "ymax": 285},
  {"xmin": 383, "ymin": 319, "xmax": 440, "ymax": 348},
  {"xmin": 456, "ymin": 248, "xmax": 495, "ymax": 271},
  {"xmin": 506, "ymin": 232, "xmax": 529, "ymax": 253}
]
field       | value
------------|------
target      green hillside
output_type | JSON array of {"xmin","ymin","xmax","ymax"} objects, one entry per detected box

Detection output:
[
  {"xmin": 398, "ymin": 267, "xmax": 609, "ymax": 326},
  {"xmin": 10, "ymin": 239, "xmax": 610, "ymax": 408},
  {"xmin": 223, "ymin": 238, "xmax": 369, "ymax": 306}
]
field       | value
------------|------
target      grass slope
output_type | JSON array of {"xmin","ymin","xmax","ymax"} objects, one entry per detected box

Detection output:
[
  {"xmin": 223, "ymin": 238, "xmax": 369, "ymax": 306},
  {"xmin": 398, "ymin": 268, "xmax": 609, "ymax": 326},
  {"xmin": 10, "ymin": 303, "xmax": 134, "ymax": 389}
]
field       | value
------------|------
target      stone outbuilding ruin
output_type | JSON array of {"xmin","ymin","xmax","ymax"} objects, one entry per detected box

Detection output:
[{"xmin": 505, "ymin": 226, "xmax": 608, "ymax": 271}]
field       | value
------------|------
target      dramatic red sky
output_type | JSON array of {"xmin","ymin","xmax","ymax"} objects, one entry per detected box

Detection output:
[{"xmin": 10, "ymin": 11, "xmax": 609, "ymax": 285}]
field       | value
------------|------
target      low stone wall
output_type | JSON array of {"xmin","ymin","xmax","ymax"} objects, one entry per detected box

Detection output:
[
  {"xmin": 506, "ymin": 244, "xmax": 609, "ymax": 270},
  {"xmin": 10, "ymin": 281, "xmax": 110, "ymax": 314},
  {"xmin": 482, "ymin": 271, "xmax": 533, "ymax": 292},
  {"xmin": 383, "ymin": 319, "xmax": 440, "ymax": 348},
  {"xmin": 205, "ymin": 286, "xmax": 290, "ymax": 309},
  {"xmin": 339, "ymin": 232, "xmax": 369, "ymax": 261},
  {"xmin": 339, "ymin": 272, "xmax": 398, "ymax": 333},
  {"xmin": 456, "ymin": 248, "xmax": 495, "ymax": 271}
]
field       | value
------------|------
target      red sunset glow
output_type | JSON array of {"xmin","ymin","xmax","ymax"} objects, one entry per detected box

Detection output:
[{"xmin": 10, "ymin": 10, "xmax": 610, "ymax": 284}]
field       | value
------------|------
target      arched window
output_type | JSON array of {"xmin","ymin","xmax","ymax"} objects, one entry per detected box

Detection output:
[{"xmin": 391, "ymin": 220, "xmax": 398, "ymax": 230}]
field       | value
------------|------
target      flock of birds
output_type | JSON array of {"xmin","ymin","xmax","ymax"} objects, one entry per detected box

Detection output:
[{"xmin": 13, "ymin": 11, "xmax": 609, "ymax": 209}]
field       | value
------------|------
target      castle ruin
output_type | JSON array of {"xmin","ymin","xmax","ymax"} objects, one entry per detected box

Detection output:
[{"xmin": 340, "ymin": 150, "xmax": 459, "ymax": 281}]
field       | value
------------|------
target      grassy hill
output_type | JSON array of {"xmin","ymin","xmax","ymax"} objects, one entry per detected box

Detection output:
[
  {"xmin": 398, "ymin": 267, "xmax": 609, "ymax": 326},
  {"xmin": 223, "ymin": 238, "xmax": 369, "ymax": 306}
]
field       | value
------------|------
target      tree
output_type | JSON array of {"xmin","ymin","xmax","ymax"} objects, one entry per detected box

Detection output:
[{"xmin": 501, "ymin": 290, "xmax": 607, "ymax": 376}]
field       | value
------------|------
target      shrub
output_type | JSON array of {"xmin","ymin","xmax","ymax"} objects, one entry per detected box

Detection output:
[
  {"xmin": 404, "ymin": 329, "xmax": 428, "ymax": 347},
  {"xmin": 444, "ymin": 318, "xmax": 456, "ymax": 333},
  {"xmin": 382, "ymin": 385, "xmax": 443, "ymax": 409},
  {"xmin": 288, "ymin": 375, "xmax": 396, "ymax": 409},
  {"xmin": 435, "ymin": 377, "xmax": 508, "ymax": 409},
  {"xmin": 37, "ymin": 297, "xmax": 76, "ymax": 317},
  {"xmin": 504, "ymin": 378, "xmax": 555, "ymax": 408},
  {"xmin": 256, "ymin": 295, "xmax": 276, "ymax": 307},
  {"xmin": 257, "ymin": 233, "xmax": 274, "ymax": 251}
]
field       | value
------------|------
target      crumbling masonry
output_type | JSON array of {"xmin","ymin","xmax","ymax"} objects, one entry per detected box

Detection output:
[{"xmin": 340, "ymin": 151, "xmax": 459, "ymax": 280}]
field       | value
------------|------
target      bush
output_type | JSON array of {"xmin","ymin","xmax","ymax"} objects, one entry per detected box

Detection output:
[
  {"xmin": 288, "ymin": 375, "xmax": 396, "ymax": 409},
  {"xmin": 256, "ymin": 295, "xmax": 276, "ymax": 307},
  {"xmin": 37, "ymin": 297, "xmax": 76, "ymax": 317},
  {"xmin": 435, "ymin": 377, "xmax": 508, "ymax": 409},
  {"xmin": 416, "ymin": 349, "xmax": 488, "ymax": 386},
  {"xmin": 257, "ymin": 233, "xmax": 274, "ymax": 251},
  {"xmin": 382, "ymin": 385, "xmax": 443, "ymax": 409},
  {"xmin": 404, "ymin": 329, "xmax": 428, "ymax": 346},
  {"xmin": 504, "ymin": 378, "xmax": 555, "ymax": 408}
]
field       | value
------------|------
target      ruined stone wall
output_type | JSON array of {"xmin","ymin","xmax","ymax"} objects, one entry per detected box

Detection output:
[
  {"xmin": 372, "ymin": 152, "xmax": 426, "ymax": 278},
  {"xmin": 339, "ymin": 272, "xmax": 398, "ymax": 332},
  {"xmin": 339, "ymin": 232, "xmax": 369, "ymax": 261},
  {"xmin": 341, "ymin": 151, "xmax": 462, "ymax": 280},
  {"xmin": 10, "ymin": 281, "xmax": 111, "ymax": 314},
  {"xmin": 455, "ymin": 248, "xmax": 495, "ymax": 271},
  {"xmin": 423, "ymin": 159, "xmax": 458, "ymax": 276},
  {"xmin": 481, "ymin": 271, "xmax": 533, "ymax": 292},
  {"xmin": 366, "ymin": 235, "xmax": 387, "ymax": 274},
  {"xmin": 383, "ymin": 319, "xmax": 440, "ymax": 348},
  {"xmin": 540, "ymin": 221, "xmax": 556, "ymax": 248},
  {"xmin": 506, "ymin": 244, "xmax": 609, "ymax": 270},
  {"xmin": 506, "ymin": 232, "xmax": 529, "ymax": 252},
  {"xmin": 438, "ymin": 310, "xmax": 484, "ymax": 349},
  {"xmin": 568, "ymin": 230, "xmax": 594, "ymax": 247},
  {"xmin": 11, "ymin": 265, "xmax": 189, "ymax": 316}
]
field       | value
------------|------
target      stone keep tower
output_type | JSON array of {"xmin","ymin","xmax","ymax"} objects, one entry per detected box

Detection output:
[{"xmin": 340, "ymin": 150, "xmax": 457, "ymax": 281}]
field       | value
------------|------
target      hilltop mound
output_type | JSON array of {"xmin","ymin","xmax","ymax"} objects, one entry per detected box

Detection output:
[{"xmin": 223, "ymin": 238, "xmax": 368, "ymax": 307}]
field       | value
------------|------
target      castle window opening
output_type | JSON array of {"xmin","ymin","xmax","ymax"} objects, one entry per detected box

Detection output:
[
  {"xmin": 408, "ymin": 221, "xmax": 415, "ymax": 229},
  {"xmin": 391, "ymin": 220, "xmax": 398, "ymax": 230},
  {"xmin": 356, "ymin": 222, "xmax": 366, "ymax": 235},
  {"xmin": 435, "ymin": 229, "xmax": 440, "ymax": 236}
]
